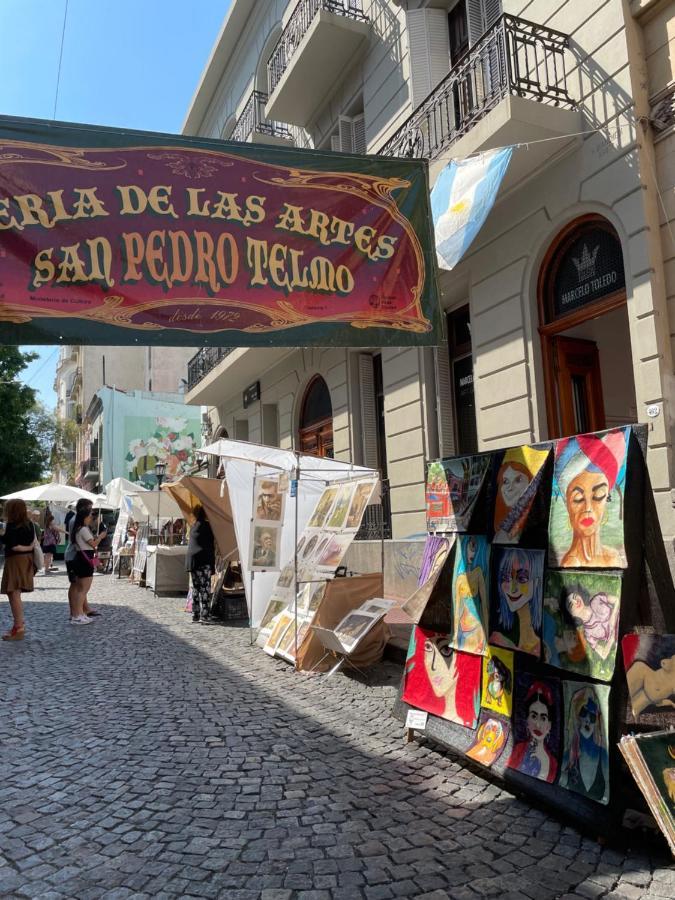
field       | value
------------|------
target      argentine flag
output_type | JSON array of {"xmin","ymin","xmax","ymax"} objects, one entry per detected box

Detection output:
[{"xmin": 431, "ymin": 147, "xmax": 512, "ymax": 271}]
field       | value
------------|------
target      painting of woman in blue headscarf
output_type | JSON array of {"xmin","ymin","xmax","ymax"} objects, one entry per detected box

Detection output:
[
  {"xmin": 489, "ymin": 547, "xmax": 545, "ymax": 657},
  {"xmin": 549, "ymin": 427, "xmax": 629, "ymax": 568},
  {"xmin": 560, "ymin": 682, "xmax": 610, "ymax": 804},
  {"xmin": 450, "ymin": 535, "xmax": 490, "ymax": 655}
]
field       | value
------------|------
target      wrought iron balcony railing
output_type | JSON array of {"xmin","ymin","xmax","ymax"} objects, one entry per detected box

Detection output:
[
  {"xmin": 231, "ymin": 90, "xmax": 292, "ymax": 142},
  {"xmin": 187, "ymin": 347, "xmax": 235, "ymax": 391},
  {"xmin": 381, "ymin": 14, "xmax": 574, "ymax": 160},
  {"xmin": 267, "ymin": 0, "xmax": 368, "ymax": 96}
]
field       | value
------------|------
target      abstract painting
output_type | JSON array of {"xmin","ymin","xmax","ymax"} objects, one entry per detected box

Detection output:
[
  {"xmin": 481, "ymin": 645, "xmax": 514, "ymax": 717},
  {"xmin": 493, "ymin": 445, "xmax": 550, "ymax": 543},
  {"xmin": 622, "ymin": 634, "xmax": 675, "ymax": 717},
  {"xmin": 425, "ymin": 455, "xmax": 490, "ymax": 532},
  {"xmin": 548, "ymin": 427, "xmax": 629, "ymax": 568},
  {"xmin": 542, "ymin": 570, "xmax": 622, "ymax": 682},
  {"xmin": 402, "ymin": 626, "xmax": 481, "ymax": 728},
  {"xmin": 559, "ymin": 681, "xmax": 610, "ymax": 804},
  {"xmin": 619, "ymin": 731, "xmax": 675, "ymax": 856},
  {"xmin": 466, "ymin": 712, "xmax": 511, "ymax": 767},
  {"xmin": 450, "ymin": 535, "xmax": 490, "ymax": 655},
  {"xmin": 507, "ymin": 672, "xmax": 561, "ymax": 783},
  {"xmin": 402, "ymin": 535, "xmax": 453, "ymax": 624},
  {"xmin": 488, "ymin": 547, "xmax": 546, "ymax": 657}
]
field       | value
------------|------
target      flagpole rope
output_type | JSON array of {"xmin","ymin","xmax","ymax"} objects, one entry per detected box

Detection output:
[{"xmin": 53, "ymin": 0, "xmax": 69, "ymax": 120}]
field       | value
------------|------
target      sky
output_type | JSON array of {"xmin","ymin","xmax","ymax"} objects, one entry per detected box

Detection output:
[{"xmin": 0, "ymin": 0, "xmax": 230, "ymax": 409}]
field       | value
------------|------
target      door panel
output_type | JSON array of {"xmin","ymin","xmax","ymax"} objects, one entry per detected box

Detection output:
[{"xmin": 553, "ymin": 336, "xmax": 605, "ymax": 437}]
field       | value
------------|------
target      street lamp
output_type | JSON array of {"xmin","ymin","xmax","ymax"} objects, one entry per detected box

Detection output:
[{"xmin": 153, "ymin": 461, "xmax": 167, "ymax": 545}]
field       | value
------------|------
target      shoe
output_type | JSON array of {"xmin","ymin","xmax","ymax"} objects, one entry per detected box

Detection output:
[
  {"xmin": 2, "ymin": 624, "xmax": 25, "ymax": 641},
  {"xmin": 85, "ymin": 610, "xmax": 102, "ymax": 617},
  {"xmin": 191, "ymin": 616, "xmax": 200, "ymax": 623},
  {"xmin": 69, "ymin": 615, "xmax": 92, "ymax": 626}
]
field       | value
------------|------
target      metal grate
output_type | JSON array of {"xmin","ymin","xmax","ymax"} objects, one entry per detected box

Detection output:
[
  {"xmin": 231, "ymin": 90, "xmax": 292, "ymax": 142},
  {"xmin": 354, "ymin": 478, "xmax": 392, "ymax": 541},
  {"xmin": 187, "ymin": 347, "xmax": 234, "ymax": 391}
]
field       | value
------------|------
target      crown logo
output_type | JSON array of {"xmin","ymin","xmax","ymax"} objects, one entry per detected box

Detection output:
[{"xmin": 572, "ymin": 244, "xmax": 599, "ymax": 282}]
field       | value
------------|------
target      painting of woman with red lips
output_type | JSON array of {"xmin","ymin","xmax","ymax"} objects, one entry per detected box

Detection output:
[
  {"xmin": 402, "ymin": 626, "xmax": 481, "ymax": 728},
  {"xmin": 507, "ymin": 673, "xmax": 561, "ymax": 784}
]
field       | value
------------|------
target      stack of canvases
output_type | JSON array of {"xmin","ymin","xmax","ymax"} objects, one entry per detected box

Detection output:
[
  {"xmin": 256, "ymin": 475, "xmax": 380, "ymax": 665},
  {"xmin": 402, "ymin": 427, "xmax": 635, "ymax": 816}
]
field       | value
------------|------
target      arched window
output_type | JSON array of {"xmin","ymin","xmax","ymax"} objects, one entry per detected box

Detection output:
[{"xmin": 299, "ymin": 376, "xmax": 333, "ymax": 458}]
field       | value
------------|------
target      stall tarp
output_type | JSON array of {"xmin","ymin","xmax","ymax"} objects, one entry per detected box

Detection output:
[
  {"xmin": 127, "ymin": 490, "xmax": 182, "ymax": 521},
  {"xmin": 105, "ymin": 477, "xmax": 148, "ymax": 507},
  {"xmin": 162, "ymin": 477, "xmax": 237, "ymax": 559}
]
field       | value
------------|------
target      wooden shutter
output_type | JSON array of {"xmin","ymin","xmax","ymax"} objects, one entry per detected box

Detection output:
[
  {"xmin": 483, "ymin": 0, "xmax": 502, "ymax": 30},
  {"xmin": 434, "ymin": 346, "xmax": 456, "ymax": 458},
  {"xmin": 466, "ymin": 0, "xmax": 485, "ymax": 46},
  {"xmin": 358, "ymin": 354, "xmax": 379, "ymax": 470},
  {"xmin": 338, "ymin": 116, "xmax": 354, "ymax": 152},
  {"xmin": 406, "ymin": 8, "xmax": 450, "ymax": 109},
  {"xmin": 330, "ymin": 133, "xmax": 341, "ymax": 152}
]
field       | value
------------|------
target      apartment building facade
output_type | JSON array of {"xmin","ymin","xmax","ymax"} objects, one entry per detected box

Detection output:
[{"xmin": 182, "ymin": 0, "xmax": 675, "ymax": 559}]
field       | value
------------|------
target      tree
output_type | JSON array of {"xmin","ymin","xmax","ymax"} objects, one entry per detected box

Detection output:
[{"xmin": 0, "ymin": 347, "xmax": 54, "ymax": 495}]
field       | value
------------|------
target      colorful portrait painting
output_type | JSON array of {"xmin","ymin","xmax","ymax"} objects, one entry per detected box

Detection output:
[
  {"xmin": 507, "ymin": 673, "xmax": 561, "ymax": 784},
  {"xmin": 307, "ymin": 486, "xmax": 339, "ymax": 529},
  {"xmin": 345, "ymin": 479, "xmax": 377, "ymax": 530},
  {"xmin": 548, "ymin": 427, "xmax": 629, "ymax": 568},
  {"xmin": 402, "ymin": 626, "xmax": 481, "ymax": 728},
  {"xmin": 619, "ymin": 731, "xmax": 675, "ymax": 855},
  {"xmin": 254, "ymin": 476, "xmax": 284, "ymax": 523},
  {"xmin": 489, "ymin": 547, "xmax": 545, "ymax": 657},
  {"xmin": 542, "ymin": 571, "xmax": 621, "ymax": 682},
  {"xmin": 426, "ymin": 455, "xmax": 490, "ymax": 533},
  {"xmin": 622, "ymin": 634, "xmax": 675, "ymax": 718},
  {"xmin": 493, "ymin": 445, "xmax": 549, "ymax": 544},
  {"xmin": 450, "ymin": 535, "xmax": 490, "ymax": 655},
  {"xmin": 560, "ymin": 682, "xmax": 610, "ymax": 805},
  {"xmin": 402, "ymin": 535, "xmax": 453, "ymax": 624},
  {"xmin": 326, "ymin": 483, "xmax": 356, "ymax": 530},
  {"xmin": 466, "ymin": 713, "xmax": 511, "ymax": 768},
  {"xmin": 481, "ymin": 646, "xmax": 514, "ymax": 716}
]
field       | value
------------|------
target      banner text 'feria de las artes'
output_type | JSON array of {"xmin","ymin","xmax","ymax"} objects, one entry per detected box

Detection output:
[{"xmin": 0, "ymin": 116, "xmax": 441, "ymax": 347}]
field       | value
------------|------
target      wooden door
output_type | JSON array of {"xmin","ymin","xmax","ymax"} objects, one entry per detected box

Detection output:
[
  {"xmin": 553, "ymin": 336, "xmax": 606, "ymax": 438},
  {"xmin": 299, "ymin": 419, "xmax": 334, "ymax": 458}
]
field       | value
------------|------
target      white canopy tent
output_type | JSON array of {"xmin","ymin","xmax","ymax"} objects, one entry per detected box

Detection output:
[
  {"xmin": 104, "ymin": 477, "xmax": 148, "ymax": 508},
  {"xmin": 199, "ymin": 438, "xmax": 379, "ymax": 627},
  {"xmin": 1, "ymin": 483, "xmax": 99, "ymax": 503}
]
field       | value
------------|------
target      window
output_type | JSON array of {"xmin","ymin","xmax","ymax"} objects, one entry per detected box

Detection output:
[
  {"xmin": 262, "ymin": 404, "xmax": 279, "ymax": 447},
  {"xmin": 299, "ymin": 376, "xmax": 333, "ymax": 458},
  {"xmin": 235, "ymin": 419, "xmax": 249, "ymax": 441},
  {"xmin": 330, "ymin": 113, "xmax": 366, "ymax": 154},
  {"xmin": 448, "ymin": 305, "xmax": 477, "ymax": 455}
]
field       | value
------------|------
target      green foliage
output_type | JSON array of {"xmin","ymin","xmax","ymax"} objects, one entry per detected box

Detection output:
[
  {"xmin": 0, "ymin": 347, "xmax": 54, "ymax": 495},
  {"xmin": 51, "ymin": 417, "xmax": 80, "ymax": 481}
]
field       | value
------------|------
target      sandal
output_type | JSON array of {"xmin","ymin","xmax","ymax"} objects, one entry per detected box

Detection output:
[{"xmin": 2, "ymin": 624, "xmax": 25, "ymax": 641}]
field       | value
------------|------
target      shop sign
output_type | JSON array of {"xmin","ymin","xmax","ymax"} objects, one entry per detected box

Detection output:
[
  {"xmin": 0, "ymin": 116, "xmax": 441, "ymax": 347},
  {"xmin": 552, "ymin": 227, "xmax": 626, "ymax": 319},
  {"xmin": 243, "ymin": 381, "xmax": 260, "ymax": 409}
]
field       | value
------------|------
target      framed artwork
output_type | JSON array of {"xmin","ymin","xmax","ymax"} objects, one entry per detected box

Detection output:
[
  {"xmin": 450, "ymin": 534, "xmax": 490, "ymax": 655},
  {"xmin": 345, "ymin": 479, "xmax": 378, "ymax": 531},
  {"xmin": 276, "ymin": 617, "xmax": 313, "ymax": 663},
  {"xmin": 326, "ymin": 482, "xmax": 356, "ymax": 530},
  {"xmin": 425, "ymin": 455, "xmax": 490, "ymax": 533},
  {"xmin": 402, "ymin": 626, "xmax": 481, "ymax": 728},
  {"xmin": 493, "ymin": 445, "xmax": 549, "ymax": 543},
  {"xmin": 259, "ymin": 597, "xmax": 289, "ymax": 631},
  {"xmin": 402, "ymin": 535, "xmax": 453, "ymax": 624},
  {"xmin": 316, "ymin": 534, "xmax": 353, "ymax": 571},
  {"xmin": 359, "ymin": 598, "xmax": 396, "ymax": 616},
  {"xmin": 307, "ymin": 485, "xmax": 339, "ymax": 529},
  {"xmin": 333, "ymin": 610, "xmax": 379, "ymax": 653},
  {"xmin": 622, "ymin": 634, "xmax": 675, "ymax": 717},
  {"xmin": 253, "ymin": 475, "xmax": 285, "ymax": 523},
  {"xmin": 276, "ymin": 564, "xmax": 295, "ymax": 590},
  {"xmin": 263, "ymin": 611, "xmax": 294, "ymax": 656},
  {"xmin": 619, "ymin": 731, "xmax": 675, "ymax": 855},
  {"xmin": 559, "ymin": 681, "xmax": 610, "ymax": 805},
  {"xmin": 488, "ymin": 547, "xmax": 545, "ymax": 657},
  {"xmin": 250, "ymin": 524, "xmax": 281, "ymax": 571},
  {"xmin": 466, "ymin": 713, "xmax": 511, "ymax": 768},
  {"xmin": 548, "ymin": 427, "xmax": 629, "ymax": 568},
  {"xmin": 507, "ymin": 672, "xmax": 561, "ymax": 784},
  {"xmin": 481, "ymin": 646, "xmax": 514, "ymax": 717},
  {"xmin": 542, "ymin": 571, "xmax": 621, "ymax": 682}
]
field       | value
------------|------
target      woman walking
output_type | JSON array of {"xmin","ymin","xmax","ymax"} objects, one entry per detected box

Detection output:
[
  {"xmin": 40, "ymin": 513, "xmax": 62, "ymax": 575},
  {"xmin": 65, "ymin": 503, "xmax": 106, "ymax": 625},
  {"xmin": 1, "ymin": 499, "xmax": 37, "ymax": 641},
  {"xmin": 186, "ymin": 505, "xmax": 215, "ymax": 623}
]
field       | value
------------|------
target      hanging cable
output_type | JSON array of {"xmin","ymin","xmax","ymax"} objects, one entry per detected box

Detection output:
[{"xmin": 53, "ymin": 0, "xmax": 69, "ymax": 120}]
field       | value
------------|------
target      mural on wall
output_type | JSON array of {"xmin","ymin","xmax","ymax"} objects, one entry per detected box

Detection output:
[
  {"xmin": 559, "ymin": 682, "xmax": 610, "ymax": 805},
  {"xmin": 507, "ymin": 673, "xmax": 561, "ymax": 784},
  {"xmin": 489, "ymin": 547, "xmax": 546, "ymax": 657},
  {"xmin": 549, "ymin": 427, "xmax": 629, "ymax": 568},
  {"xmin": 542, "ymin": 571, "xmax": 622, "ymax": 682},
  {"xmin": 124, "ymin": 414, "xmax": 199, "ymax": 484},
  {"xmin": 622, "ymin": 634, "xmax": 675, "ymax": 718},
  {"xmin": 450, "ymin": 535, "xmax": 490, "ymax": 655},
  {"xmin": 426, "ymin": 455, "xmax": 490, "ymax": 532},
  {"xmin": 402, "ymin": 626, "xmax": 481, "ymax": 728},
  {"xmin": 493, "ymin": 446, "xmax": 550, "ymax": 543}
]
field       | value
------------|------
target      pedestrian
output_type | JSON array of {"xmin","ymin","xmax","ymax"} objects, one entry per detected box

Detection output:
[
  {"xmin": 65, "ymin": 501, "xmax": 106, "ymax": 625},
  {"xmin": 1, "ymin": 498, "xmax": 37, "ymax": 641},
  {"xmin": 186, "ymin": 504, "xmax": 215, "ymax": 624},
  {"xmin": 40, "ymin": 512, "xmax": 62, "ymax": 576}
]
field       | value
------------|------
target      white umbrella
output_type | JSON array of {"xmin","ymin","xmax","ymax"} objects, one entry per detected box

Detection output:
[
  {"xmin": 1, "ymin": 484, "xmax": 99, "ymax": 503},
  {"xmin": 104, "ymin": 477, "xmax": 148, "ymax": 508},
  {"xmin": 92, "ymin": 494, "xmax": 116, "ymax": 511}
]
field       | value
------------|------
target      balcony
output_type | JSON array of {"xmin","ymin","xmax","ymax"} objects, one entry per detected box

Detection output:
[
  {"xmin": 187, "ymin": 347, "xmax": 235, "ymax": 392},
  {"xmin": 186, "ymin": 347, "xmax": 295, "ymax": 406},
  {"xmin": 381, "ymin": 15, "xmax": 579, "ymax": 189},
  {"xmin": 231, "ymin": 90, "xmax": 293, "ymax": 146},
  {"xmin": 265, "ymin": 0, "xmax": 370, "ymax": 126}
]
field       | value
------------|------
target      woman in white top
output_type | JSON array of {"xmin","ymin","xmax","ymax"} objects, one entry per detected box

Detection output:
[{"xmin": 65, "ymin": 504, "xmax": 106, "ymax": 625}]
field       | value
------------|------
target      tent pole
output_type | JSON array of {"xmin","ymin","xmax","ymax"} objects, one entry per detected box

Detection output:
[
  {"xmin": 250, "ymin": 462, "xmax": 258, "ymax": 647},
  {"xmin": 380, "ymin": 471, "xmax": 385, "ymax": 592},
  {"xmin": 293, "ymin": 453, "xmax": 300, "ymax": 670}
]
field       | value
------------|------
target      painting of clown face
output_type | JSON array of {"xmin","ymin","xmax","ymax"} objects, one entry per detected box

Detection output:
[{"xmin": 466, "ymin": 712, "xmax": 511, "ymax": 767}]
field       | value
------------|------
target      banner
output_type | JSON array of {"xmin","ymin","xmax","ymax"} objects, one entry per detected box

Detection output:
[{"xmin": 0, "ymin": 116, "xmax": 441, "ymax": 347}]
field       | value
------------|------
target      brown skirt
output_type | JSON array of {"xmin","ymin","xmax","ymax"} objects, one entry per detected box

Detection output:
[{"xmin": 1, "ymin": 554, "xmax": 35, "ymax": 594}]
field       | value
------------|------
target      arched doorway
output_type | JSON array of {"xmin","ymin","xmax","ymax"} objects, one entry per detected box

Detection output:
[
  {"xmin": 538, "ymin": 214, "xmax": 637, "ymax": 438},
  {"xmin": 299, "ymin": 376, "xmax": 333, "ymax": 457}
]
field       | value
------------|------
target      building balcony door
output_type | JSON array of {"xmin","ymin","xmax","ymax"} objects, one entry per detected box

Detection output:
[
  {"xmin": 298, "ymin": 376, "xmax": 333, "ymax": 458},
  {"xmin": 552, "ymin": 336, "xmax": 605, "ymax": 437}
]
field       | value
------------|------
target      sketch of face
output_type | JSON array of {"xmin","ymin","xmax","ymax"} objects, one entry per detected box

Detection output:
[
  {"xmin": 565, "ymin": 591, "xmax": 590, "ymax": 623},
  {"xmin": 578, "ymin": 702, "xmax": 597, "ymax": 740},
  {"xmin": 526, "ymin": 699, "xmax": 551, "ymax": 745},
  {"xmin": 501, "ymin": 557, "xmax": 533, "ymax": 611},
  {"xmin": 423, "ymin": 636, "xmax": 454, "ymax": 697},
  {"xmin": 500, "ymin": 465, "xmax": 530, "ymax": 508},
  {"xmin": 466, "ymin": 538, "xmax": 477, "ymax": 566},
  {"xmin": 565, "ymin": 470, "xmax": 609, "ymax": 538},
  {"xmin": 261, "ymin": 533, "xmax": 273, "ymax": 550}
]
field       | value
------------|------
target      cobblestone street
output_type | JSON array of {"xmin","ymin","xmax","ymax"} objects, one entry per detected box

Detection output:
[{"xmin": 1, "ymin": 571, "xmax": 674, "ymax": 900}]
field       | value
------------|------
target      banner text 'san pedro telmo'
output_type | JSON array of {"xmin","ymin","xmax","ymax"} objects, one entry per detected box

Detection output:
[{"xmin": 0, "ymin": 116, "xmax": 441, "ymax": 347}]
